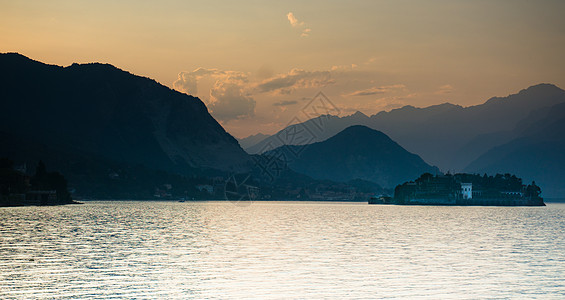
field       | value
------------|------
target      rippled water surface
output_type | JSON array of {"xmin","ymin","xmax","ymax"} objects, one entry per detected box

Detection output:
[{"xmin": 1, "ymin": 201, "xmax": 564, "ymax": 299}]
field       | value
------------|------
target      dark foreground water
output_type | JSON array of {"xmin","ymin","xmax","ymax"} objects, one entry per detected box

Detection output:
[{"xmin": 1, "ymin": 201, "xmax": 564, "ymax": 299}]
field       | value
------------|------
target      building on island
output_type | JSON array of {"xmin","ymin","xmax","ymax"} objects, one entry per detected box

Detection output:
[{"xmin": 461, "ymin": 183, "xmax": 472, "ymax": 200}]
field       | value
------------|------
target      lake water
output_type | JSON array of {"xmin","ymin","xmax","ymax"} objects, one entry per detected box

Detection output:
[{"xmin": 1, "ymin": 201, "xmax": 564, "ymax": 299}]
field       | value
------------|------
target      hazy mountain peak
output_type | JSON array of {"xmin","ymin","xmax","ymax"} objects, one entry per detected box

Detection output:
[
  {"xmin": 428, "ymin": 102, "xmax": 462, "ymax": 110},
  {"xmin": 348, "ymin": 111, "xmax": 369, "ymax": 119},
  {"xmin": 521, "ymin": 83, "xmax": 562, "ymax": 94},
  {"xmin": 373, "ymin": 102, "xmax": 462, "ymax": 117},
  {"xmin": 394, "ymin": 105, "xmax": 417, "ymax": 112},
  {"xmin": 265, "ymin": 125, "xmax": 438, "ymax": 188},
  {"xmin": 484, "ymin": 83, "xmax": 564, "ymax": 106},
  {"xmin": 240, "ymin": 132, "xmax": 269, "ymax": 139},
  {"xmin": 332, "ymin": 125, "xmax": 387, "ymax": 139}
]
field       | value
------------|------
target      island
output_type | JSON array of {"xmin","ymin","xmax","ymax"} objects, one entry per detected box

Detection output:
[{"xmin": 370, "ymin": 173, "xmax": 545, "ymax": 206}]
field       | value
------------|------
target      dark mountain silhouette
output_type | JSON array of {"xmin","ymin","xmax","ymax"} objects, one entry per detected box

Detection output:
[
  {"xmin": 0, "ymin": 53, "xmax": 390, "ymax": 200},
  {"xmin": 0, "ymin": 53, "xmax": 250, "ymax": 176},
  {"xmin": 245, "ymin": 84, "xmax": 565, "ymax": 172},
  {"xmin": 265, "ymin": 125, "xmax": 439, "ymax": 188},
  {"xmin": 245, "ymin": 110, "xmax": 371, "ymax": 154},
  {"xmin": 464, "ymin": 102, "xmax": 565, "ymax": 197}
]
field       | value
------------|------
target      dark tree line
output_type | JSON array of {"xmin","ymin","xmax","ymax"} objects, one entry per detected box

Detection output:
[
  {"xmin": 1, "ymin": 158, "xmax": 73, "ymax": 205},
  {"xmin": 394, "ymin": 172, "xmax": 542, "ymax": 203},
  {"xmin": 30, "ymin": 160, "xmax": 73, "ymax": 203},
  {"xmin": 0, "ymin": 158, "xmax": 28, "ymax": 195}
]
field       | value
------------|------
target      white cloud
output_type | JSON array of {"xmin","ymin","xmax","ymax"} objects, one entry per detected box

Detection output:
[
  {"xmin": 331, "ymin": 64, "xmax": 358, "ymax": 71},
  {"xmin": 300, "ymin": 28, "xmax": 311, "ymax": 37},
  {"xmin": 173, "ymin": 71, "xmax": 198, "ymax": 95},
  {"xmin": 173, "ymin": 68, "xmax": 255, "ymax": 122},
  {"xmin": 287, "ymin": 12, "xmax": 303, "ymax": 27},
  {"xmin": 209, "ymin": 76, "xmax": 256, "ymax": 122},
  {"xmin": 173, "ymin": 63, "xmax": 373, "ymax": 122},
  {"xmin": 173, "ymin": 67, "xmax": 220, "ymax": 94},
  {"xmin": 286, "ymin": 12, "xmax": 311, "ymax": 37}
]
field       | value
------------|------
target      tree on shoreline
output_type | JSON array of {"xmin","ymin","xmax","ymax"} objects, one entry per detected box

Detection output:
[{"xmin": 30, "ymin": 160, "xmax": 73, "ymax": 203}]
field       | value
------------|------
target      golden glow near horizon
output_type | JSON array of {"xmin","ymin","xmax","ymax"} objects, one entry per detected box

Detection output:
[{"xmin": 2, "ymin": 0, "xmax": 564, "ymax": 138}]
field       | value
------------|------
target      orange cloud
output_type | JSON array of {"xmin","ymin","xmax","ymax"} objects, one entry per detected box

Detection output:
[
  {"xmin": 435, "ymin": 84, "xmax": 455, "ymax": 94},
  {"xmin": 286, "ymin": 12, "xmax": 303, "ymax": 27},
  {"xmin": 287, "ymin": 12, "xmax": 310, "ymax": 37},
  {"xmin": 173, "ymin": 68, "xmax": 255, "ymax": 121},
  {"xmin": 256, "ymin": 68, "xmax": 335, "ymax": 94},
  {"xmin": 345, "ymin": 84, "xmax": 407, "ymax": 97}
]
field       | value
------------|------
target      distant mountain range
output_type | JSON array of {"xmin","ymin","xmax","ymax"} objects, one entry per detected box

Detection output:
[
  {"xmin": 372, "ymin": 84, "xmax": 565, "ymax": 171},
  {"xmin": 0, "ymin": 53, "xmax": 250, "ymax": 175},
  {"xmin": 245, "ymin": 84, "xmax": 565, "ymax": 172},
  {"xmin": 245, "ymin": 111, "xmax": 371, "ymax": 155},
  {"xmin": 244, "ymin": 84, "xmax": 565, "ymax": 197},
  {"xmin": 265, "ymin": 125, "xmax": 439, "ymax": 189}
]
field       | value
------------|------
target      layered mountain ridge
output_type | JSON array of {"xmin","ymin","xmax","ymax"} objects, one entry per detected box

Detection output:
[
  {"xmin": 246, "ymin": 84, "xmax": 565, "ymax": 171},
  {"xmin": 464, "ymin": 102, "xmax": 565, "ymax": 197},
  {"xmin": 265, "ymin": 125, "xmax": 439, "ymax": 189},
  {"xmin": 3, "ymin": 53, "xmax": 563, "ymax": 198}
]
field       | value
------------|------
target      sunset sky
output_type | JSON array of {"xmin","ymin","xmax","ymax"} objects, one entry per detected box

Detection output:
[{"xmin": 2, "ymin": 0, "xmax": 564, "ymax": 138}]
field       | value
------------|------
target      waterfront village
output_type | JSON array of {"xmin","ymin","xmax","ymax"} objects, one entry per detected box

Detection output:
[{"xmin": 2, "ymin": 157, "xmax": 544, "ymax": 206}]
